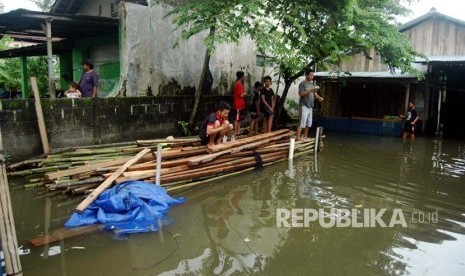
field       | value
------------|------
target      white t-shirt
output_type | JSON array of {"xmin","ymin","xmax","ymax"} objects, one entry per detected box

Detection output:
[{"xmin": 66, "ymin": 91, "xmax": 81, "ymax": 98}]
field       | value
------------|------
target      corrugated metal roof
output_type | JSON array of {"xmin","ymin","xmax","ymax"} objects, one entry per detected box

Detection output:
[
  {"xmin": 314, "ymin": 71, "xmax": 415, "ymax": 79},
  {"xmin": 415, "ymin": 56, "xmax": 465, "ymax": 63}
]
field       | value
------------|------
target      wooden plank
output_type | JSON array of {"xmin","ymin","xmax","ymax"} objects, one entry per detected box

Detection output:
[
  {"xmin": 230, "ymin": 132, "xmax": 291, "ymax": 154},
  {"xmin": 29, "ymin": 225, "xmax": 101, "ymax": 247},
  {"xmin": 75, "ymin": 148, "xmax": 152, "ymax": 213},
  {"xmin": 44, "ymin": 157, "xmax": 131, "ymax": 180},
  {"xmin": 31, "ymin": 76, "xmax": 50, "ymax": 154},
  {"xmin": 206, "ymin": 129, "xmax": 290, "ymax": 153}
]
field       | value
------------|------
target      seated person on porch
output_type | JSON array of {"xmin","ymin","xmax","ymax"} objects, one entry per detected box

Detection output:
[{"xmin": 199, "ymin": 101, "xmax": 233, "ymax": 146}]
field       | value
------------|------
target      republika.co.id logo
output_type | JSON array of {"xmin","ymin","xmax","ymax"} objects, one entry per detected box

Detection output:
[{"xmin": 276, "ymin": 208, "xmax": 438, "ymax": 228}]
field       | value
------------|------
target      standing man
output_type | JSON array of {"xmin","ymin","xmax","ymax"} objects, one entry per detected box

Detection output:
[
  {"xmin": 296, "ymin": 69, "xmax": 323, "ymax": 141},
  {"xmin": 79, "ymin": 60, "xmax": 98, "ymax": 98},
  {"xmin": 400, "ymin": 101, "xmax": 419, "ymax": 140},
  {"xmin": 260, "ymin": 76, "xmax": 275, "ymax": 133},
  {"xmin": 233, "ymin": 71, "xmax": 247, "ymax": 135}
]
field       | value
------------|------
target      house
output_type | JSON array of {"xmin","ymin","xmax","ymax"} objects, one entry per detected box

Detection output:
[
  {"xmin": 0, "ymin": 0, "xmax": 279, "ymax": 98},
  {"xmin": 315, "ymin": 8, "xmax": 465, "ymax": 139}
]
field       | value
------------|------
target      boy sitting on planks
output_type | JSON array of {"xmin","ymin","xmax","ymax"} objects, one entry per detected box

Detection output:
[{"xmin": 199, "ymin": 101, "xmax": 234, "ymax": 146}]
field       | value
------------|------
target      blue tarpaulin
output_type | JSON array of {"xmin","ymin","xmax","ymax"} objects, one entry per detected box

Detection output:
[{"xmin": 65, "ymin": 181, "xmax": 185, "ymax": 235}]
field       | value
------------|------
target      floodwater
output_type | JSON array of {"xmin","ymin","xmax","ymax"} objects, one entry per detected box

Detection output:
[{"xmin": 8, "ymin": 133, "xmax": 465, "ymax": 276}]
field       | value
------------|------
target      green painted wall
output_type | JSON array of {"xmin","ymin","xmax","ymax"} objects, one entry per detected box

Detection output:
[
  {"xmin": 20, "ymin": 56, "xmax": 29, "ymax": 98},
  {"xmin": 66, "ymin": 34, "xmax": 120, "ymax": 97},
  {"xmin": 59, "ymin": 53, "xmax": 72, "ymax": 89}
]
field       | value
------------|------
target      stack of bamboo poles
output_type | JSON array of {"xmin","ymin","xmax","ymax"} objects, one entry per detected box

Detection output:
[{"xmin": 7, "ymin": 129, "xmax": 323, "ymax": 210}]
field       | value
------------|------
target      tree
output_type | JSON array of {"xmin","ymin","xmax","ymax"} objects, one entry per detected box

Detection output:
[
  {"xmin": 29, "ymin": 0, "xmax": 54, "ymax": 12},
  {"xmin": 157, "ymin": 0, "xmax": 419, "ymax": 128},
  {"xmin": 0, "ymin": 36, "xmax": 49, "ymax": 96},
  {"xmin": 0, "ymin": 1, "xmax": 5, "ymax": 14},
  {"xmin": 156, "ymin": 0, "xmax": 263, "ymax": 133},
  {"xmin": 251, "ymin": 0, "xmax": 420, "ymax": 122}
]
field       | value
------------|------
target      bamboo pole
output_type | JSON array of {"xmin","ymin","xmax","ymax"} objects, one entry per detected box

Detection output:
[
  {"xmin": 75, "ymin": 148, "xmax": 152, "ymax": 213},
  {"xmin": 31, "ymin": 76, "xmax": 50, "ymax": 155},
  {"xmin": 155, "ymin": 144, "xmax": 162, "ymax": 185},
  {"xmin": 0, "ymin": 126, "xmax": 22, "ymax": 275}
]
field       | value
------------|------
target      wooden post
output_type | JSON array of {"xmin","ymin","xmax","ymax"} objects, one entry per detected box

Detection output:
[
  {"xmin": 404, "ymin": 83, "xmax": 410, "ymax": 115},
  {"xmin": 0, "ymin": 126, "xmax": 23, "ymax": 275},
  {"xmin": 288, "ymin": 137, "xmax": 295, "ymax": 160},
  {"xmin": 155, "ymin": 144, "xmax": 162, "ymax": 186},
  {"xmin": 46, "ymin": 18, "xmax": 56, "ymax": 99},
  {"xmin": 315, "ymin": 127, "xmax": 323, "ymax": 153},
  {"xmin": 31, "ymin": 77, "xmax": 50, "ymax": 155},
  {"xmin": 436, "ymin": 89, "xmax": 442, "ymax": 136},
  {"xmin": 20, "ymin": 56, "xmax": 29, "ymax": 99}
]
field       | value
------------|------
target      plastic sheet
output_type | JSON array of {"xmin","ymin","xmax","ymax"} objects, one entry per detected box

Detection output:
[{"xmin": 65, "ymin": 181, "xmax": 185, "ymax": 235}]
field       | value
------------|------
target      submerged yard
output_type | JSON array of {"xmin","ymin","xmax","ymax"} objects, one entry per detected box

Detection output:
[{"xmin": 8, "ymin": 133, "xmax": 465, "ymax": 275}]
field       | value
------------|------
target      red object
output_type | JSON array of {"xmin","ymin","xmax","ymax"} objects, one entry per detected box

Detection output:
[
  {"xmin": 234, "ymin": 81, "xmax": 245, "ymax": 110},
  {"xmin": 207, "ymin": 111, "xmax": 226, "ymax": 126}
]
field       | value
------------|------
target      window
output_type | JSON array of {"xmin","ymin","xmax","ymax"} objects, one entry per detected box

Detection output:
[{"xmin": 98, "ymin": 5, "xmax": 102, "ymax": 16}]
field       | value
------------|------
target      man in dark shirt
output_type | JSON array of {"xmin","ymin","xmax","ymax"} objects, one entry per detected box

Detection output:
[
  {"xmin": 249, "ymin": 81, "xmax": 262, "ymax": 134},
  {"xmin": 400, "ymin": 101, "xmax": 419, "ymax": 140},
  {"xmin": 199, "ymin": 101, "xmax": 233, "ymax": 146},
  {"xmin": 78, "ymin": 60, "xmax": 98, "ymax": 98},
  {"xmin": 260, "ymin": 76, "xmax": 275, "ymax": 133}
]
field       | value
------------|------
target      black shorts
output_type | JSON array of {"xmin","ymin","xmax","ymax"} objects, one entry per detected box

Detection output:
[
  {"xmin": 250, "ymin": 111, "xmax": 259, "ymax": 119},
  {"xmin": 261, "ymin": 107, "xmax": 273, "ymax": 119},
  {"xmin": 235, "ymin": 108, "xmax": 245, "ymax": 122},
  {"xmin": 404, "ymin": 123, "xmax": 415, "ymax": 134}
]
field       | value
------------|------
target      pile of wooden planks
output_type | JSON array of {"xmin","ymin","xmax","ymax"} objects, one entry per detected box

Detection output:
[{"xmin": 7, "ymin": 129, "xmax": 323, "ymax": 212}]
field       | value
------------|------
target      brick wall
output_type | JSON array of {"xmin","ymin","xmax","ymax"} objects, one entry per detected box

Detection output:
[{"xmin": 0, "ymin": 96, "xmax": 234, "ymax": 160}]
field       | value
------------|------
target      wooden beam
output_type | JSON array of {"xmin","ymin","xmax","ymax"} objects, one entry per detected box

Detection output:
[
  {"xmin": 29, "ymin": 225, "xmax": 100, "ymax": 247},
  {"xmin": 31, "ymin": 76, "xmax": 50, "ymax": 154},
  {"xmin": 75, "ymin": 148, "xmax": 152, "ymax": 213}
]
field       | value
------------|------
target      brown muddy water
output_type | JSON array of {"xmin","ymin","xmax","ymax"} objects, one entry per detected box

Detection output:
[{"xmin": 8, "ymin": 134, "xmax": 465, "ymax": 276}]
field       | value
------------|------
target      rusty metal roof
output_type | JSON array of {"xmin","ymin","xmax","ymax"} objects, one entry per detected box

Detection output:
[{"xmin": 0, "ymin": 9, "xmax": 118, "ymax": 43}]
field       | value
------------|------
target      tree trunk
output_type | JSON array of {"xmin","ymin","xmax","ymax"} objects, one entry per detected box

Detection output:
[
  {"xmin": 273, "ymin": 81, "xmax": 292, "ymax": 127},
  {"xmin": 188, "ymin": 28, "xmax": 215, "ymax": 134}
]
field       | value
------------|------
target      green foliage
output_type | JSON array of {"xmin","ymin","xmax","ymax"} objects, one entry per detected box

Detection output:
[
  {"xmin": 29, "ymin": 0, "xmax": 54, "ymax": 12},
  {"xmin": 177, "ymin": 121, "xmax": 190, "ymax": 136},
  {"xmin": 156, "ymin": 0, "xmax": 264, "ymax": 54},
  {"xmin": 178, "ymin": 120, "xmax": 198, "ymax": 136},
  {"xmin": 252, "ymin": 0, "xmax": 421, "ymax": 85},
  {"xmin": 0, "ymin": 36, "xmax": 49, "ymax": 96},
  {"xmin": 286, "ymin": 99, "xmax": 298, "ymax": 110},
  {"xmin": 158, "ymin": 0, "xmax": 420, "ymax": 83}
]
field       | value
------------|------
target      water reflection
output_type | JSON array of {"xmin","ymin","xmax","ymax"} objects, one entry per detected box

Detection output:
[{"xmin": 10, "ymin": 135, "xmax": 465, "ymax": 276}]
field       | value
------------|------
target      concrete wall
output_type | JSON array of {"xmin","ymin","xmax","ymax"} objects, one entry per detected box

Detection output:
[
  {"xmin": 119, "ymin": 2, "xmax": 300, "ymax": 101},
  {"xmin": 0, "ymin": 96, "xmax": 232, "ymax": 160}
]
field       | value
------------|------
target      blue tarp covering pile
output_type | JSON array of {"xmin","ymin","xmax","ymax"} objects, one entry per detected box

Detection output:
[{"xmin": 65, "ymin": 181, "xmax": 185, "ymax": 235}]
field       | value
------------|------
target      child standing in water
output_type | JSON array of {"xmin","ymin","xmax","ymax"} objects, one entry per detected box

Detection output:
[{"xmin": 65, "ymin": 82, "xmax": 82, "ymax": 98}]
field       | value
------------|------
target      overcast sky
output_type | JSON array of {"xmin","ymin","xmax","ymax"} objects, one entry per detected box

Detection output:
[{"xmin": 2, "ymin": 0, "xmax": 465, "ymax": 24}]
